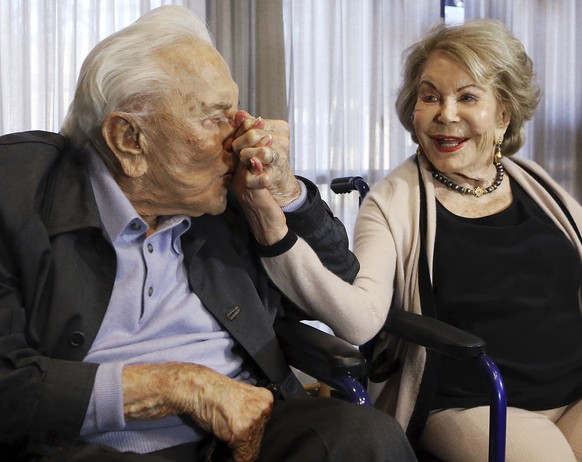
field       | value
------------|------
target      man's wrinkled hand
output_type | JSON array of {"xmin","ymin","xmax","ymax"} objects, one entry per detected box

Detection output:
[{"xmin": 122, "ymin": 362, "xmax": 274, "ymax": 462}]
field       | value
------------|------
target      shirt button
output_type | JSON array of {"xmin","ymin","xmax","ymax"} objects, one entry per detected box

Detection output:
[
  {"xmin": 68, "ymin": 331, "xmax": 85, "ymax": 347},
  {"xmin": 131, "ymin": 222, "xmax": 142, "ymax": 231},
  {"xmin": 147, "ymin": 243, "xmax": 153, "ymax": 253},
  {"xmin": 148, "ymin": 286, "xmax": 154, "ymax": 297}
]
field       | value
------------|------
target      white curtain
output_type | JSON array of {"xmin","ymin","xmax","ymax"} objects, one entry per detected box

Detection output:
[
  {"xmin": 0, "ymin": 0, "xmax": 205, "ymax": 135},
  {"xmin": 206, "ymin": 0, "xmax": 287, "ymax": 121},
  {"xmin": 283, "ymin": 0, "xmax": 440, "ymax": 240},
  {"xmin": 283, "ymin": 0, "xmax": 582, "ymax": 242},
  {"xmin": 465, "ymin": 0, "xmax": 582, "ymax": 201}
]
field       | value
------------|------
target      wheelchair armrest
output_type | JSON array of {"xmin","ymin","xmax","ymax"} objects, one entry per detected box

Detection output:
[
  {"xmin": 384, "ymin": 310, "xmax": 486, "ymax": 359},
  {"xmin": 274, "ymin": 317, "xmax": 367, "ymax": 379}
]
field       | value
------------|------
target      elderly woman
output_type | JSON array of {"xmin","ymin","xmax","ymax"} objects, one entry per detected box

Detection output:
[{"xmin": 249, "ymin": 19, "xmax": 582, "ymax": 461}]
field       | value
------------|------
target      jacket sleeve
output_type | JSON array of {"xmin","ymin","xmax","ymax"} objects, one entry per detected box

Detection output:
[
  {"xmin": 256, "ymin": 176, "xmax": 359, "ymax": 283},
  {"xmin": 0, "ymin": 225, "xmax": 101, "ymax": 455},
  {"xmin": 0, "ymin": 133, "xmax": 103, "ymax": 452}
]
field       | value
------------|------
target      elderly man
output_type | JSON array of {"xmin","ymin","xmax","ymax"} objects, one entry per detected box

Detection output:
[{"xmin": 0, "ymin": 6, "xmax": 415, "ymax": 462}]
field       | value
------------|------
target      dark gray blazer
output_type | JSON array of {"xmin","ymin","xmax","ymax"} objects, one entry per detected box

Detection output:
[{"xmin": 0, "ymin": 131, "xmax": 358, "ymax": 454}]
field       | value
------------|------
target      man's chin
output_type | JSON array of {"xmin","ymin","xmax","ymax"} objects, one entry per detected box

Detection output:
[{"xmin": 202, "ymin": 195, "xmax": 228, "ymax": 216}]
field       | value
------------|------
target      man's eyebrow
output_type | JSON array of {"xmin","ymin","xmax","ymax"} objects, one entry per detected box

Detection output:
[{"xmin": 203, "ymin": 102, "xmax": 233, "ymax": 112}]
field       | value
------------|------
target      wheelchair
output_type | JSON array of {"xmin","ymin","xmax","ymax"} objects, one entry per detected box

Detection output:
[{"xmin": 275, "ymin": 176, "xmax": 507, "ymax": 462}]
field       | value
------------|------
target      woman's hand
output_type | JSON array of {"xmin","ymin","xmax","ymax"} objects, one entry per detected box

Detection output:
[{"xmin": 228, "ymin": 110, "xmax": 301, "ymax": 245}]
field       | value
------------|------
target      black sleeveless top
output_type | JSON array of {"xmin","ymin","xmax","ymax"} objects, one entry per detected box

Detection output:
[{"xmin": 432, "ymin": 179, "xmax": 582, "ymax": 410}]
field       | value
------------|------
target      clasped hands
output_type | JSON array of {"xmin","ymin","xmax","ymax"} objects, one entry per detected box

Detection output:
[{"xmin": 227, "ymin": 110, "xmax": 302, "ymax": 246}]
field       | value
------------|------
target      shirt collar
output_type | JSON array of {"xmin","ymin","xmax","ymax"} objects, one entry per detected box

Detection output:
[{"xmin": 87, "ymin": 151, "xmax": 191, "ymax": 252}]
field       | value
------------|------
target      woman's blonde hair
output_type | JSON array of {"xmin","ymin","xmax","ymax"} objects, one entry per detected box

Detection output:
[{"xmin": 395, "ymin": 19, "xmax": 540, "ymax": 156}]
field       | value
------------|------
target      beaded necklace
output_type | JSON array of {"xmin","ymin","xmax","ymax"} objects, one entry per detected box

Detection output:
[{"xmin": 432, "ymin": 160, "xmax": 505, "ymax": 198}]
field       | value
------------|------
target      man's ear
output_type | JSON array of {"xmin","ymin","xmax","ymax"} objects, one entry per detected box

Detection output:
[{"xmin": 102, "ymin": 112, "xmax": 148, "ymax": 178}]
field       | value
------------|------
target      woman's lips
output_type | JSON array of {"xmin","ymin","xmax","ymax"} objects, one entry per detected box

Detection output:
[{"xmin": 432, "ymin": 137, "xmax": 467, "ymax": 152}]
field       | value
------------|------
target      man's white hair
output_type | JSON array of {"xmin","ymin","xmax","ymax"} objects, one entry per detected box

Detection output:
[{"xmin": 61, "ymin": 5, "xmax": 213, "ymax": 149}]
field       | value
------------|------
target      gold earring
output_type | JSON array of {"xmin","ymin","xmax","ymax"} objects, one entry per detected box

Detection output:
[
  {"xmin": 494, "ymin": 136, "xmax": 503, "ymax": 163},
  {"xmin": 416, "ymin": 145, "xmax": 423, "ymax": 157}
]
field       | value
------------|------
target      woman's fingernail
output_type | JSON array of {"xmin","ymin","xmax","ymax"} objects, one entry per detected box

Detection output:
[
  {"xmin": 260, "ymin": 134, "xmax": 273, "ymax": 146},
  {"xmin": 250, "ymin": 157, "xmax": 264, "ymax": 174}
]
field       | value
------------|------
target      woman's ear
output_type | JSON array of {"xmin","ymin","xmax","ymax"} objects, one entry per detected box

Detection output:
[
  {"xmin": 102, "ymin": 112, "xmax": 148, "ymax": 177},
  {"xmin": 497, "ymin": 106, "xmax": 511, "ymax": 130}
]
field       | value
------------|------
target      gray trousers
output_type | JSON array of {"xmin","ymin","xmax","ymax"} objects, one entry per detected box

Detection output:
[{"xmin": 37, "ymin": 397, "xmax": 416, "ymax": 462}]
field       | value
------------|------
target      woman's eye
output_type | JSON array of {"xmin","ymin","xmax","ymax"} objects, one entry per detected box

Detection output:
[
  {"xmin": 420, "ymin": 94, "xmax": 438, "ymax": 103},
  {"xmin": 460, "ymin": 94, "xmax": 478, "ymax": 103}
]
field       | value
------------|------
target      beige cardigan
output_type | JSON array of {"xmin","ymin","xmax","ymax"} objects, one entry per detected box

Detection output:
[{"xmin": 262, "ymin": 154, "xmax": 582, "ymax": 431}]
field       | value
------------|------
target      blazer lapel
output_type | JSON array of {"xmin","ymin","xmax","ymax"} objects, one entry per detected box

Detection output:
[{"xmin": 181, "ymin": 221, "xmax": 293, "ymax": 388}]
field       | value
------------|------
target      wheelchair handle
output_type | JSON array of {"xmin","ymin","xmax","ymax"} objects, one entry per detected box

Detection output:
[{"xmin": 330, "ymin": 176, "xmax": 370, "ymax": 201}]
